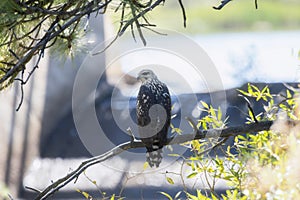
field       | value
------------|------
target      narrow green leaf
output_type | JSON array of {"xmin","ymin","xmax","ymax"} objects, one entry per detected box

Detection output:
[
  {"xmin": 287, "ymin": 89, "xmax": 292, "ymax": 98},
  {"xmin": 200, "ymin": 101, "xmax": 209, "ymax": 109},
  {"xmin": 247, "ymin": 83, "xmax": 253, "ymax": 94},
  {"xmin": 168, "ymin": 153, "xmax": 180, "ymax": 157},
  {"xmin": 143, "ymin": 162, "xmax": 149, "ymax": 170},
  {"xmin": 217, "ymin": 107, "xmax": 222, "ymax": 121},
  {"xmin": 210, "ymin": 106, "xmax": 216, "ymax": 117},
  {"xmin": 166, "ymin": 177, "xmax": 174, "ymax": 185},
  {"xmin": 211, "ymin": 193, "xmax": 219, "ymax": 200},
  {"xmin": 261, "ymin": 85, "xmax": 268, "ymax": 94},
  {"xmin": 110, "ymin": 194, "xmax": 115, "ymax": 200},
  {"xmin": 251, "ymin": 84, "xmax": 260, "ymax": 93},
  {"xmin": 174, "ymin": 191, "xmax": 182, "ymax": 199},
  {"xmin": 187, "ymin": 172, "xmax": 197, "ymax": 179},
  {"xmin": 237, "ymin": 89, "xmax": 249, "ymax": 96},
  {"xmin": 159, "ymin": 191, "xmax": 173, "ymax": 200},
  {"xmin": 76, "ymin": 189, "xmax": 92, "ymax": 199},
  {"xmin": 185, "ymin": 192, "xmax": 198, "ymax": 200}
]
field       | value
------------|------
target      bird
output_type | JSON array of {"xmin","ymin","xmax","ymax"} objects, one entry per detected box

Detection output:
[{"xmin": 136, "ymin": 69, "xmax": 171, "ymax": 167}]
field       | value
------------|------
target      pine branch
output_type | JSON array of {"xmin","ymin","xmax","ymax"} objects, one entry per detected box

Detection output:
[
  {"xmin": 0, "ymin": 0, "xmax": 111, "ymax": 86},
  {"xmin": 33, "ymin": 120, "xmax": 274, "ymax": 200}
]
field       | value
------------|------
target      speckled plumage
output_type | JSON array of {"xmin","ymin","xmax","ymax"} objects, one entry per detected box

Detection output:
[{"xmin": 136, "ymin": 69, "xmax": 171, "ymax": 167}]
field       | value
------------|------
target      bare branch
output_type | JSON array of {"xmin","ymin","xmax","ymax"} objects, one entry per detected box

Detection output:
[
  {"xmin": 25, "ymin": 186, "xmax": 42, "ymax": 194},
  {"xmin": 213, "ymin": 0, "xmax": 232, "ymax": 10},
  {"xmin": 34, "ymin": 120, "xmax": 275, "ymax": 199},
  {"xmin": 178, "ymin": 0, "xmax": 187, "ymax": 28}
]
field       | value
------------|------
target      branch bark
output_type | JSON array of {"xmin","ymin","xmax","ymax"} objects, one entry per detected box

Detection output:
[{"xmin": 34, "ymin": 120, "xmax": 273, "ymax": 200}]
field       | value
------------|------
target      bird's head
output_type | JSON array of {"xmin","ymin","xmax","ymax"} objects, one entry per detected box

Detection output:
[{"xmin": 137, "ymin": 69, "xmax": 157, "ymax": 83}]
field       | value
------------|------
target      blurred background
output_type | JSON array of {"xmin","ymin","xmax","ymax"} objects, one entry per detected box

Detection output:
[{"xmin": 0, "ymin": 0, "xmax": 300, "ymax": 199}]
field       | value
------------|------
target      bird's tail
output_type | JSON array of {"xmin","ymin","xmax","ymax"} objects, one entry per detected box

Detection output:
[{"xmin": 146, "ymin": 148, "xmax": 163, "ymax": 168}]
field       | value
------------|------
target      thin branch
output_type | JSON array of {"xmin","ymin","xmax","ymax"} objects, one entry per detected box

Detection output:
[
  {"xmin": 8, "ymin": 49, "xmax": 20, "ymax": 60},
  {"xmin": 197, "ymin": 137, "xmax": 229, "ymax": 157},
  {"xmin": 178, "ymin": 0, "xmax": 186, "ymax": 28},
  {"xmin": 129, "ymin": 1, "xmax": 147, "ymax": 45},
  {"xmin": 15, "ymin": 66, "xmax": 26, "ymax": 111},
  {"xmin": 255, "ymin": 0, "xmax": 258, "ymax": 9},
  {"xmin": 7, "ymin": 194, "xmax": 14, "ymax": 200},
  {"xmin": 25, "ymin": 186, "xmax": 42, "ymax": 194},
  {"xmin": 34, "ymin": 120, "xmax": 275, "ymax": 199},
  {"xmin": 15, "ymin": 79, "xmax": 24, "ymax": 111},
  {"xmin": 141, "ymin": 25, "xmax": 168, "ymax": 36},
  {"xmin": 119, "ymin": 0, "xmax": 165, "ymax": 36},
  {"xmin": 213, "ymin": 0, "xmax": 232, "ymax": 10},
  {"xmin": 92, "ymin": 1, "xmax": 126, "ymax": 55}
]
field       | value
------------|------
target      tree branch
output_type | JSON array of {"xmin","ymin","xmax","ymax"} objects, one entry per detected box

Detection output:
[
  {"xmin": 0, "ymin": 0, "xmax": 111, "ymax": 86},
  {"xmin": 213, "ymin": 0, "xmax": 232, "ymax": 10},
  {"xmin": 119, "ymin": 0, "xmax": 165, "ymax": 36},
  {"xmin": 34, "ymin": 120, "xmax": 274, "ymax": 199}
]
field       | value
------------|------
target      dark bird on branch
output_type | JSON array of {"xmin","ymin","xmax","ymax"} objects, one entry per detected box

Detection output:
[{"xmin": 136, "ymin": 69, "xmax": 171, "ymax": 167}]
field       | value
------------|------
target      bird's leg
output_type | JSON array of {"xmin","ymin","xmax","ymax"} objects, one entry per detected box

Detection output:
[{"xmin": 126, "ymin": 127, "xmax": 136, "ymax": 143}]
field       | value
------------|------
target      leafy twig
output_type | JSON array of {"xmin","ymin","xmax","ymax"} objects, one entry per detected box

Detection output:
[{"xmin": 34, "ymin": 120, "xmax": 275, "ymax": 199}]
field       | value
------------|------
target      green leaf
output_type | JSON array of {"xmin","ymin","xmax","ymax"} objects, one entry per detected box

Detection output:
[
  {"xmin": 200, "ymin": 101, "xmax": 209, "ymax": 109},
  {"xmin": 210, "ymin": 106, "xmax": 216, "ymax": 117},
  {"xmin": 192, "ymin": 140, "xmax": 201, "ymax": 151},
  {"xmin": 174, "ymin": 191, "xmax": 182, "ymax": 199},
  {"xmin": 221, "ymin": 194, "xmax": 228, "ymax": 200},
  {"xmin": 186, "ymin": 190, "xmax": 210, "ymax": 200},
  {"xmin": 251, "ymin": 84, "xmax": 260, "ymax": 93},
  {"xmin": 143, "ymin": 162, "xmax": 149, "ymax": 170},
  {"xmin": 189, "ymin": 161, "xmax": 196, "ymax": 171},
  {"xmin": 202, "ymin": 122, "xmax": 207, "ymax": 130},
  {"xmin": 76, "ymin": 189, "xmax": 92, "ymax": 199},
  {"xmin": 211, "ymin": 193, "xmax": 219, "ymax": 200},
  {"xmin": 185, "ymin": 192, "xmax": 198, "ymax": 200},
  {"xmin": 159, "ymin": 191, "xmax": 173, "ymax": 200},
  {"xmin": 247, "ymin": 83, "xmax": 253, "ymax": 94},
  {"xmin": 110, "ymin": 194, "xmax": 115, "ymax": 200},
  {"xmin": 237, "ymin": 89, "xmax": 249, "ymax": 96},
  {"xmin": 261, "ymin": 85, "xmax": 269, "ymax": 95},
  {"xmin": 248, "ymin": 109, "xmax": 255, "ymax": 121},
  {"xmin": 187, "ymin": 172, "xmax": 198, "ymax": 179},
  {"xmin": 173, "ymin": 128, "xmax": 182, "ymax": 134},
  {"xmin": 287, "ymin": 89, "xmax": 292, "ymax": 98},
  {"xmin": 168, "ymin": 154, "xmax": 180, "ymax": 157},
  {"xmin": 170, "ymin": 123, "xmax": 175, "ymax": 129},
  {"xmin": 217, "ymin": 107, "xmax": 222, "ymax": 121},
  {"xmin": 166, "ymin": 177, "xmax": 174, "ymax": 185},
  {"xmin": 196, "ymin": 190, "xmax": 209, "ymax": 199}
]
